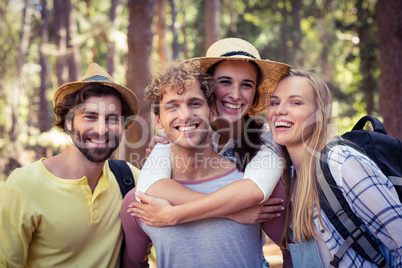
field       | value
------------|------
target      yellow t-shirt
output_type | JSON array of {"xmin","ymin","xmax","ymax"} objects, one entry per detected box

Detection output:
[{"xmin": 0, "ymin": 159, "xmax": 140, "ymax": 268}]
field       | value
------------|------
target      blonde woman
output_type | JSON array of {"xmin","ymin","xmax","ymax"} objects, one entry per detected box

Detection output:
[{"xmin": 267, "ymin": 69, "xmax": 402, "ymax": 267}]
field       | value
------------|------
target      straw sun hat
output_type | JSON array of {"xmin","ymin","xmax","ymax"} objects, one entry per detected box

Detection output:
[
  {"xmin": 53, "ymin": 63, "xmax": 139, "ymax": 128},
  {"xmin": 188, "ymin": 38, "xmax": 291, "ymax": 116}
]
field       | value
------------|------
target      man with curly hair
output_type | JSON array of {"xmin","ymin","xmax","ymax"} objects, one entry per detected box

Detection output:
[
  {"xmin": 0, "ymin": 63, "xmax": 141, "ymax": 267},
  {"xmin": 121, "ymin": 61, "xmax": 269, "ymax": 267}
]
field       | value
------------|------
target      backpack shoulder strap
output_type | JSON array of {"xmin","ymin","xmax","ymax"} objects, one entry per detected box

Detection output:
[
  {"xmin": 108, "ymin": 160, "xmax": 135, "ymax": 267},
  {"xmin": 108, "ymin": 159, "xmax": 135, "ymax": 197},
  {"xmin": 316, "ymin": 141, "xmax": 389, "ymax": 268}
]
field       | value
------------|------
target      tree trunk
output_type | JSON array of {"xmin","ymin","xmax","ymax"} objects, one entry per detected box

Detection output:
[
  {"xmin": 125, "ymin": 0, "xmax": 156, "ymax": 167},
  {"xmin": 107, "ymin": 0, "xmax": 120, "ymax": 76},
  {"xmin": 290, "ymin": 0, "xmax": 302, "ymax": 63},
  {"xmin": 5, "ymin": 0, "xmax": 32, "ymax": 173},
  {"xmin": 204, "ymin": 0, "xmax": 221, "ymax": 51},
  {"xmin": 169, "ymin": 0, "xmax": 179, "ymax": 59},
  {"xmin": 54, "ymin": 0, "xmax": 67, "ymax": 86},
  {"xmin": 39, "ymin": 0, "xmax": 51, "ymax": 133},
  {"xmin": 156, "ymin": 0, "xmax": 167, "ymax": 65},
  {"xmin": 14, "ymin": 0, "xmax": 32, "ymax": 137},
  {"xmin": 376, "ymin": 0, "xmax": 402, "ymax": 140},
  {"xmin": 65, "ymin": 0, "xmax": 80, "ymax": 81},
  {"xmin": 318, "ymin": 0, "xmax": 335, "ymax": 83},
  {"xmin": 356, "ymin": 0, "xmax": 377, "ymax": 115},
  {"xmin": 180, "ymin": 0, "xmax": 190, "ymax": 59},
  {"xmin": 280, "ymin": 3, "xmax": 289, "ymax": 63}
]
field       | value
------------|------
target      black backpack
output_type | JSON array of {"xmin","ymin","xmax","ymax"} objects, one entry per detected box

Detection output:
[
  {"xmin": 108, "ymin": 159, "xmax": 135, "ymax": 197},
  {"xmin": 317, "ymin": 115, "xmax": 402, "ymax": 268}
]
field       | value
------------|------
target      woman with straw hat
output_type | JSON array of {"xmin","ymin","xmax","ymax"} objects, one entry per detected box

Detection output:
[{"xmin": 131, "ymin": 38, "xmax": 292, "ymax": 266}]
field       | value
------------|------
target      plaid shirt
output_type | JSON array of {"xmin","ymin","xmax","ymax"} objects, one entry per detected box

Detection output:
[{"xmin": 313, "ymin": 145, "xmax": 402, "ymax": 267}]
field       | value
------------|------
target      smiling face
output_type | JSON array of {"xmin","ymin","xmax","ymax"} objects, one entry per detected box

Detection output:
[
  {"xmin": 267, "ymin": 76, "xmax": 317, "ymax": 150},
  {"xmin": 212, "ymin": 60, "xmax": 257, "ymax": 125},
  {"xmin": 155, "ymin": 81, "xmax": 216, "ymax": 150},
  {"xmin": 68, "ymin": 95, "xmax": 123, "ymax": 163}
]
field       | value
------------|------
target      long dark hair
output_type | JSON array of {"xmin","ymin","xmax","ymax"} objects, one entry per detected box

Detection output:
[{"xmin": 234, "ymin": 114, "xmax": 265, "ymax": 171}]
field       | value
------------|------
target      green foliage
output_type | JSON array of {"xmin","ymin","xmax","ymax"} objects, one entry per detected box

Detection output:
[
  {"xmin": 0, "ymin": 0, "xmax": 384, "ymax": 178},
  {"xmin": 0, "ymin": 1, "xmax": 22, "ymax": 82},
  {"xmin": 183, "ymin": 0, "xmax": 206, "ymax": 57}
]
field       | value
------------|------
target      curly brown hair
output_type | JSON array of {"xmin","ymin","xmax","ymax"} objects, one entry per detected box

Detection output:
[
  {"xmin": 53, "ymin": 84, "xmax": 134, "ymax": 132},
  {"xmin": 144, "ymin": 61, "xmax": 216, "ymax": 116}
]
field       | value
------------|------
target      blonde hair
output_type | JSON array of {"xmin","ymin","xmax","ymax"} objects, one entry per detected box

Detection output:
[{"xmin": 280, "ymin": 69, "xmax": 333, "ymax": 248}]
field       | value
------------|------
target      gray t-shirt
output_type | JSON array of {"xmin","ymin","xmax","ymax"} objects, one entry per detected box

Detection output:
[{"xmin": 142, "ymin": 168, "xmax": 264, "ymax": 268}]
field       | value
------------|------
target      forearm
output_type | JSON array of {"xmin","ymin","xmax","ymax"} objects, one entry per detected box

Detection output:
[
  {"xmin": 146, "ymin": 178, "xmax": 206, "ymax": 206},
  {"xmin": 167, "ymin": 179, "xmax": 264, "ymax": 224}
]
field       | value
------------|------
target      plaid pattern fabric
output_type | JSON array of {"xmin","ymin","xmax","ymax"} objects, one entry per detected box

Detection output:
[
  {"xmin": 313, "ymin": 145, "xmax": 402, "ymax": 267},
  {"xmin": 210, "ymin": 133, "xmax": 238, "ymax": 163}
]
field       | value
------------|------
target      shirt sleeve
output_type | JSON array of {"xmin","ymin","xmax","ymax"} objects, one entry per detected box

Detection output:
[
  {"xmin": 127, "ymin": 162, "xmax": 141, "ymax": 185},
  {"xmin": 243, "ymin": 129, "xmax": 284, "ymax": 202},
  {"xmin": 328, "ymin": 145, "xmax": 402, "ymax": 266},
  {"xmin": 136, "ymin": 143, "xmax": 172, "ymax": 195},
  {"xmin": 0, "ymin": 175, "xmax": 37, "ymax": 267},
  {"xmin": 120, "ymin": 188, "xmax": 153, "ymax": 268}
]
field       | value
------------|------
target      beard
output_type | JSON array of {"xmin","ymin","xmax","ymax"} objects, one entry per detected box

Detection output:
[{"xmin": 70, "ymin": 129, "xmax": 122, "ymax": 163}]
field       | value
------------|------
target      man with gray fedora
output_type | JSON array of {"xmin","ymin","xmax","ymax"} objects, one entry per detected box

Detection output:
[{"xmin": 0, "ymin": 63, "xmax": 140, "ymax": 267}]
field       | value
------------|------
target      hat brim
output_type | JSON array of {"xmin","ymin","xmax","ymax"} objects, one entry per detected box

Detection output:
[
  {"xmin": 187, "ymin": 56, "xmax": 291, "ymax": 116},
  {"xmin": 53, "ymin": 81, "xmax": 140, "ymax": 128}
]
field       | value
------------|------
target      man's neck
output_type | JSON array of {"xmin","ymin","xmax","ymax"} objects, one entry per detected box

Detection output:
[
  {"xmin": 170, "ymin": 144, "xmax": 235, "ymax": 181},
  {"xmin": 43, "ymin": 146, "xmax": 105, "ymax": 192}
]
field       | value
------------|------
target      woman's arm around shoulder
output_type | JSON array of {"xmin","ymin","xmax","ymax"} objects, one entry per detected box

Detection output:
[{"xmin": 135, "ymin": 143, "xmax": 172, "ymax": 194}]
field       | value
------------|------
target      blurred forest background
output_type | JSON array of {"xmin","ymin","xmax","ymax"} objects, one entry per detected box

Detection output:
[{"xmin": 0, "ymin": 0, "xmax": 401, "ymax": 181}]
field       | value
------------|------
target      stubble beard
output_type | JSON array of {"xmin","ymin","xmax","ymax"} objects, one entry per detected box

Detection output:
[{"xmin": 71, "ymin": 129, "xmax": 122, "ymax": 163}]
